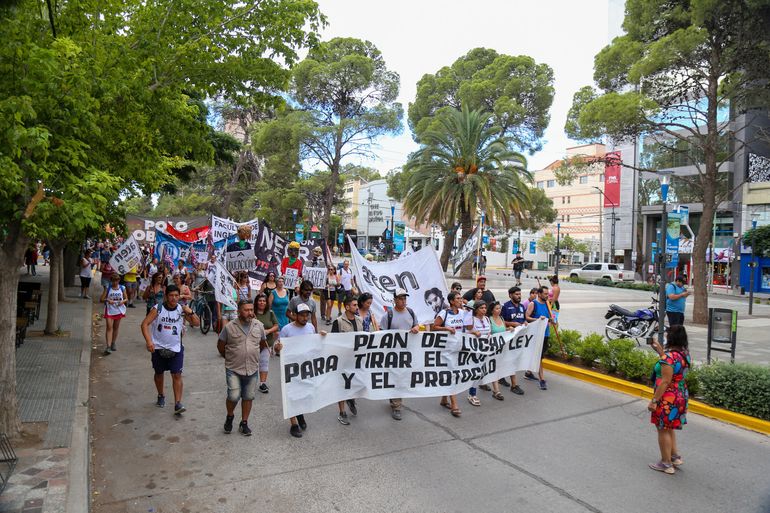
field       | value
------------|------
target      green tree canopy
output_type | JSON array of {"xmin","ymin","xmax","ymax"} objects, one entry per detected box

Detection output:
[
  {"xmin": 564, "ymin": 0, "xmax": 770, "ymax": 324},
  {"xmin": 408, "ymin": 48, "xmax": 555, "ymax": 153}
]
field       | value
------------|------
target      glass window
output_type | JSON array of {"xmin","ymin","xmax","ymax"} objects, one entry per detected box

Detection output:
[
  {"xmin": 599, "ymin": 174, "xmax": 604, "ymax": 182},
  {"xmin": 579, "ymin": 175, "xmax": 588, "ymax": 184},
  {"xmin": 537, "ymin": 181, "xmax": 545, "ymax": 189},
  {"xmin": 608, "ymin": 264, "xmax": 619, "ymax": 270},
  {"xmin": 567, "ymin": 196, "xmax": 571, "ymax": 204},
  {"xmin": 547, "ymin": 180, "xmax": 555, "ymax": 188},
  {"xmin": 561, "ymin": 197, "xmax": 565, "ymax": 204}
]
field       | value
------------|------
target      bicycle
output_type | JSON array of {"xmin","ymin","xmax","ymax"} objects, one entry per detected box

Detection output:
[{"xmin": 190, "ymin": 288, "xmax": 214, "ymax": 335}]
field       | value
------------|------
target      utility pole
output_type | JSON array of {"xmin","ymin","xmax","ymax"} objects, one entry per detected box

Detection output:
[
  {"xmin": 610, "ymin": 205, "xmax": 616, "ymax": 261},
  {"xmin": 749, "ymin": 214, "xmax": 759, "ymax": 315},
  {"xmin": 365, "ymin": 190, "xmax": 373, "ymax": 253},
  {"xmin": 555, "ymin": 223, "xmax": 561, "ymax": 278},
  {"xmin": 598, "ymin": 189, "xmax": 603, "ymax": 262},
  {"xmin": 657, "ymin": 172, "xmax": 672, "ymax": 345}
]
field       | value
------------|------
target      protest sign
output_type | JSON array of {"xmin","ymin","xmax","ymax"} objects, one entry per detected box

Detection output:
[
  {"xmin": 349, "ymin": 236, "xmax": 448, "ymax": 324},
  {"xmin": 450, "ymin": 225, "xmax": 481, "ymax": 275},
  {"xmin": 283, "ymin": 267, "xmax": 300, "ymax": 289},
  {"xmin": 153, "ymin": 231, "xmax": 191, "ymax": 268},
  {"xmin": 225, "ymin": 250, "xmax": 256, "ymax": 274},
  {"xmin": 280, "ymin": 319, "xmax": 546, "ymax": 418},
  {"xmin": 208, "ymin": 261, "xmax": 238, "ymax": 309},
  {"xmin": 109, "ymin": 235, "xmax": 142, "ymax": 275},
  {"xmin": 210, "ymin": 215, "xmax": 259, "ymax": 243},
  {"xmin": 302, "ymin": 267, "xmax": 326, "ymax": 289}
]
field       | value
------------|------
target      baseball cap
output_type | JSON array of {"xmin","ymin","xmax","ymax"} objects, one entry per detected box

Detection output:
[
  {"xmin": 295, "ymin": 303, "xmax": 311, "ymax": 314},
  {"xmin": 393, "ymin": 287, "xmax": 409, "ymax": 298},
  {"xmin": 288, "ymin": 241, "xmax": 300, "ymax": 249},
  {"xmin": 476, "ymin": 275, "xmax": 487, "ymax": 283}
]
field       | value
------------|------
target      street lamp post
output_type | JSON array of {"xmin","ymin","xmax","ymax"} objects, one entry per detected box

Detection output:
[
  {"xmin": 292, "ymin": 209, "xmax": 298, "ymax": 241},
  {"xmin": 749, "ymin": 214, "xmax": 759, "ymax": 315},
  {"xmin": 657, "ymin": 171, "xmax": 673, "ymax": 345},
  {"xmin": 390, "ymin": 199, "xmax": 396, "ymax": 260},
  {"xmin": 554, "ymin": 223, "xmax": 561, "ymax": 278},
  {"xmin": 365, "ymin": 190, "xmax": 373, "ymax": 254},
  {"xmin": 593, "ymin": 186, "xmax": 617, "ymax": 263}
]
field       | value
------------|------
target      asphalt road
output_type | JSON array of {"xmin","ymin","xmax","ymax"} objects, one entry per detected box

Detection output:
[{"xmin": 89, "ymin": 297, "xmax": 770, "ymax": 513}]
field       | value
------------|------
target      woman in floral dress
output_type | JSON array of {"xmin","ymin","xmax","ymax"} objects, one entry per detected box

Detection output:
[{"xmin": 647, "ymin": 325, "xmax": 690, "ymax": 474}]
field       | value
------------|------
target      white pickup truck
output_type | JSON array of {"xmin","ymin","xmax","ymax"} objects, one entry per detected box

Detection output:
[{"xmin": 568, "ymin": 263, "xmax": 630, "ymax": 283}]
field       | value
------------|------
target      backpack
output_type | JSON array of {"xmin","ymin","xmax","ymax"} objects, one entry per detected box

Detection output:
[{"xmin": 386, "ymin": 307, "xmax": 417, "ymax": 329}]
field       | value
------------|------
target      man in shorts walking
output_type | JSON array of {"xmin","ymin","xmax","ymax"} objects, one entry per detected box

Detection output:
[
  {"xmin": 379, "ymin": 288, "xmax": 420, "ymax": 420},
  {"xmin": 217, "ymin": 299, "xmax": 267, "ymax": 436},
  {"xmin": 140, "ymin": 284, "xmax": 199, "ymax": 415}
]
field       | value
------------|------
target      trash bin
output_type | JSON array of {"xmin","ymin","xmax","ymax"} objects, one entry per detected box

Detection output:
[
  {"xmin": 707, "ymin": 308, "xmax": 737, "ymax": 363},
  {"xmin": 537, "ymin": 262, "xmax": 548, "ymax": 271}
]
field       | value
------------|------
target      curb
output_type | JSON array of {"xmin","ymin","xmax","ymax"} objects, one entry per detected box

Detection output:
[
  {"xmin": 66, "ymin": 296, "xmax": 92, "ymax": 513},
  {"xmin": 542, "ymin": 359, "xmax": 770, "ymax": 436}
]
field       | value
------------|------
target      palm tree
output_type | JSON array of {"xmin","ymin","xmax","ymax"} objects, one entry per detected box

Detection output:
[{"xmin": 404, "ymin": 105, "xmax": 532, "ymax": 277}]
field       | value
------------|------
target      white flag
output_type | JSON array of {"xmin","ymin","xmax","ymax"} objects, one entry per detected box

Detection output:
[{"xmin": 109, "ymin": 235, "xmax": 142, "ymax": 275}]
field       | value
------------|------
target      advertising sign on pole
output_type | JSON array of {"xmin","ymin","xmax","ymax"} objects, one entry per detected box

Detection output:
[{"xmin": 666, "ymin": 213, "xmax": 681, "ymax": 269}]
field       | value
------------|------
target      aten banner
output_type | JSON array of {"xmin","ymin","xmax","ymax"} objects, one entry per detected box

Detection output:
[{"xmin": 280, "ymin": 320, "xmax": 547, "ymax": 418}]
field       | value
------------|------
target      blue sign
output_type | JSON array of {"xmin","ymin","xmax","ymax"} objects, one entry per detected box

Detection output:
[
  {"xmin": 482, "ymin": 235, "xmax": 490, "ymax": 244},
  {"xmin": 295, "ymin": 224, "xmax": 304, "ymax": 243},
  {"xmin": 529, "ymin": 241, "xmax": 536, "ymax": 254},
  {"xmin": 338, "ymin": 233, "xmax": 343, "ymax": 244},
  {"xmin": 665, "ymin": 213, "xmax": 680, "ymax": 269},
  {"xmin": 651, "ymin": 242, "xmax": 657, "ymax": 264},
  {"xmin": 154, "ymin": 231, "xmax": 191, "ymax": 268},
  {"xmin": 512, "ymin": 240, "xmax": 519, "ymax": 254}
]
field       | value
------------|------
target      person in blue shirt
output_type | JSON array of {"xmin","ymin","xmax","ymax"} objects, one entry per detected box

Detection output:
[
  {"xmin": 501, "ymin": 286, "xmax": 527, "ymax": 395},
  {"xmin": 665, "ymin": 275, "xmax": 690, "ymax": 327}
]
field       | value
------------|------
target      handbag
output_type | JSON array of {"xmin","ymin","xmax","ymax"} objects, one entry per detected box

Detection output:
[{"xmin": 156, "ymin": 348, "xmax": 177, "ymax": 359}]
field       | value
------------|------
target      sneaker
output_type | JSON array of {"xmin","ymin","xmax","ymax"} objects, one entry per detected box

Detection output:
[
  {"xmin": 649, "ymin": 461, "xmax": 675, "ymax": 474},
  {"xmin": 238, "ymin": 421, "xmax": 252, "ymax": 436},
  {"xmin": 259, "ymin": 383, "xmax": 269, "ymax": 394},
  {"xmin": 346, "ymin": 399, "xmax": 357, "ymax": 416},
  {"xmin": 156, "ymin": 395, "xmax": 165, "ymax": 408},
  {"xmin": 479, "ymin": 384, "xmax": 491, "ymax": 391},
  {"xmin": 174, "ymin": 402, "xmax": 186, "ymax": 415},
  {"xmin": 290, "ymin": 424, "xmax": 303, "ymax": 438},
  {"xmin": 337, "ymin": 412, "xmax": 350, "ymax": 425},
  {"xmin": 524, "ymin": 371, "xmax": 538, "ymax": 381},
  {"xmin": 127, "ymin": 303, "xmax": 136, "ymax": 308},
  {"xmin": 510, "ymin": 385, "xmax": 525, "ymax": 395},
  {"xmin": 110, "ymin": 343, "xmax": 116, "ymax": 352},
  {"xmin": 103, "ymin": 347, "xmax": 112, "ymax": 356},
  {"xmin": 297, "ymin": 414, "xmax": 307, "ymax": 430},
  {"xmin": 498, "ymin": 377, "xmax": 510, "ymax": 387},
  {"xmin": 391, "ymin": 409, "xmax": 402, "ymax": 421},
  {"xmin": 224, "ymin": 415, "xmax": 234, "ymax": 434},
  {"xmin": 539, "ymin": 380, "xmax": 548, "ymax": 390},
  {"xmin": 671, "ymin": 454, "xmax": 684, "ymax": 467}
]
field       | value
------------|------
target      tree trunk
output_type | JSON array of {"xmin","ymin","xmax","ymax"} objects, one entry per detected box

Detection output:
[
  {"xmin": 0, "ymin": 226, "xmax": 28, "ymax": 437},
  {"xmin": 57, "ymin": 248, "xmax": 66, "ymax": 301},
  {"xmin": 458, "ymin": 205, "xmax": 475, "ymax": 279},
  {"xmin": 439, "ymin": 224, "xmax": 454, "ymax": 271},
  {"xmin": 45, "ymin": 242, "xmax": 64, "ymax": 334},
  {"xmin": 321, "ymin": 129, "xmax": 344, "ymax": 241}
]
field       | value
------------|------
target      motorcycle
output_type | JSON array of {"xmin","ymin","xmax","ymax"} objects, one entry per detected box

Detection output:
[{"xmin": 604, "ymin": 297, "xmax": 662, "ymax": 344}]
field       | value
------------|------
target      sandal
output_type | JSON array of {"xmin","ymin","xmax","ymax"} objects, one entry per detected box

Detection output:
[
  {"xmin": 492, "ymin": 392, "xmax": 505, "ymax": 401},
  {"xmin": 451, "ymin": 408, "xmax": 462, "ymax": 417},
  {"xmin": 467, "ymin": 395, "xmax": 481, "ymax": 406},
  {"xmin": 439, "ymin": 400, "xmax": 451, "ymax": 409}
]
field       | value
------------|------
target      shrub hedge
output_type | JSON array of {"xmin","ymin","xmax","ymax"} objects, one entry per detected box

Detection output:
[{"xmin": 546, "ymin": 331, "xmax": 770, "ymax": 420}]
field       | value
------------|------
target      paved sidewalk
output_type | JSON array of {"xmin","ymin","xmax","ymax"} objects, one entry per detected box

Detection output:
[
  {"xmin": 0, "ymin": 268, "xmax": 93, "ymax": 513},
  {"xmin": 89, "ymin": 297, "xmax": 770, "ymax": 512}
]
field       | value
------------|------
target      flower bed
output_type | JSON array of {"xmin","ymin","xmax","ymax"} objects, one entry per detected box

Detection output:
[{"xmin": 545, "ymin": 331, "xmax": 770, "ymax": 421}]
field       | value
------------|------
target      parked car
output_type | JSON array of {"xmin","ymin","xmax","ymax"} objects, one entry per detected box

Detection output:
[{"xmin": 569, "ymin": 263, "xmax": 630, "ymax": 282}]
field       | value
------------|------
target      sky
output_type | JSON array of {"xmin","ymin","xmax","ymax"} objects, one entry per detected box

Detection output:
[{"xmin": 314, "ymin": 0, "xmax": 622, "ymax": 174}]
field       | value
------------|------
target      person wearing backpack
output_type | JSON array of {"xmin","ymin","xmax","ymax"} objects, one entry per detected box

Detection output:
[
  {"xmin": 431, "ymin": 291, "xmax": 471, "ymax": 417},
  {"xmin": 379, "ymin": 288, "xmax": 420, "ymax": 421}
]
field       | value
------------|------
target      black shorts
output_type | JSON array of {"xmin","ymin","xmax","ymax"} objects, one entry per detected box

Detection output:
[
  {"xmin": 151, "ymin": 345, "xmax": 184, "ymax": 374},
  {"xmin": 666, "ymin": 311, "xmax": 684, "ymax": 327},
  {"xmin": 80, "ymin": 276, "xmax": 91, "ymax": 288},
  {"xmin": 322, "ymin": 289, "xmax": 336, "ymax": 302},
  {"xmin": 541, "ymin": 336, "xmax": 549, "ymax": 359}
]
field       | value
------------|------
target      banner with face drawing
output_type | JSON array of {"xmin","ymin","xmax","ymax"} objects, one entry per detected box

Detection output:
[{"xmin": 348, "ymin": 236, "xmax": 448, "ymax": 324}]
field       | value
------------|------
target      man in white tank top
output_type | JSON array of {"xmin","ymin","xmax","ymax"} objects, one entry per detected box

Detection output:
[{"xmin": 141, "ymin": 284, "xmax": 199, "ymax": 415}]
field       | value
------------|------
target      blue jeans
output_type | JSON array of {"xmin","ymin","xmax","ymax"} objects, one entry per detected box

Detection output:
[{"xmin": 226, "ymin": 369, "xmax": 258, "ymax": 403}]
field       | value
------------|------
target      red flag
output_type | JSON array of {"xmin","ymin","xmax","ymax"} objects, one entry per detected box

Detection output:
[{"xmin": 166, "ymin": 224, "xmax": 210, "ymax": 243}]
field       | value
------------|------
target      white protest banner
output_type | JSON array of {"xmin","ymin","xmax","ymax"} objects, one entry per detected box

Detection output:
[
  {"xmin": 283, "ymin": 267, "xmax": 300, "ymax": 289},
  {"xmin": 225, "ymin": 250, "xmax": 256, "ymax": 274},
  {"xmin": 208, "ymin": 261, "xmax": 237, "ymax": 309},
  {"xmin": 109, "ymin": 235, "xmax": 142, "ymax": 275},
  {"xmin": 210, "ymin": 215, "xmax": 259, "ymax": 243},
  {"xmin": 348, "ymin": 236, "xmax": 448, "ymax": 323},
  {"xmin": 302, "ymin": 267, "xmax": 326, "ymax": 289},
  {"xmin": 280, "ymin": 319, "xmax": 546, "ymax": 419},
  {"xmin": 450, "ymin": 225, "xmax": 481, "ymax": 275}
]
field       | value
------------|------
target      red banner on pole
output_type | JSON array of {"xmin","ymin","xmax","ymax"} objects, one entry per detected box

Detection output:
[
  {"xmin": 166, "ymin": 223, "xmax": 210, "ymax": 243},
  {"xmin": 603, "ymin": 152, "xmax": 621, "ymax": 207}
]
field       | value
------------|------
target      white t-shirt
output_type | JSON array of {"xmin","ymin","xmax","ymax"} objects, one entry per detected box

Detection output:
[
  {"xmin": 80, "ymin": 258, "xmax": 92, "ymax": 278},
  {"xmin": 280, "ymin": 322, "xmax": 316, "ymax": 338},
  {"xmin": 437, "ymin": 308, "xmax": 468, "ymax": 332},
  {"xmin": 472, "ymin": 316, "xmax": 491, "ymax": 337},
  {"xmin": 151, "ymin": 304, "xmax": 184, "ymax": 351},
  {"xmin": 339, "ymin": 268, "xmax": 353, "ymax": 291},
  {"xmin": 105, "ymin": 286, "xmax": 126, "ymax": 316}
]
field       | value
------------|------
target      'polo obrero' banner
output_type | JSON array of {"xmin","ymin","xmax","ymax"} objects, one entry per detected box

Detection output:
[
  {"xmin": 280, "ymin": 319, "xmax": 547, "ymax": 419},
  {"xmin": 349, "ymin": 236, "xmax": 448, "ymax": 324}
]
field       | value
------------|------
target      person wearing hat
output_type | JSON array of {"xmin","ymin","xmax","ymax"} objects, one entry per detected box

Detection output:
[
  {"xmin": 462, "ymin": 276, "xmax": 496, "ymax": 305},
  {"xmin": 665, "ymin": 275, "xmax": 690, "ymax": 327},
  {"xmin": 278, "ymin": 302, "xmax": 327, "ymax": 438},
  {"xmin": 379, "ymin": 288, "xmax": 420, "ymax": 421},
  {"xmin": 281, "ymin": 241, "xmax": 304, "ymax": 299}
]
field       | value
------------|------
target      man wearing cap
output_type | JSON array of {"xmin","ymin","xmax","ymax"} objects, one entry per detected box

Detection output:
[
  {"xmin": 379, "ymin": 288, "xmax": 420, "ymax": 421},
  {"xmin": 281, "ymin": 241, "xmax": 304, "ymax": 298},
  {"xmin": 279, "ymin": 302, "xmax": 327, "ymax": 438},
  {"xmin": 287, "ymin": 280, "xmax": 318, "ymax": 332},
  {"xmin": 462, "ymin": 276, "xmax": 496, "ymax": 305},
  {"xmin": 665, "ymin": 275, "xmax": 690, "ymax": 326},
  {"xmin": 217, "ymin": 299, "xmax": 267, "ymax": 436}
]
